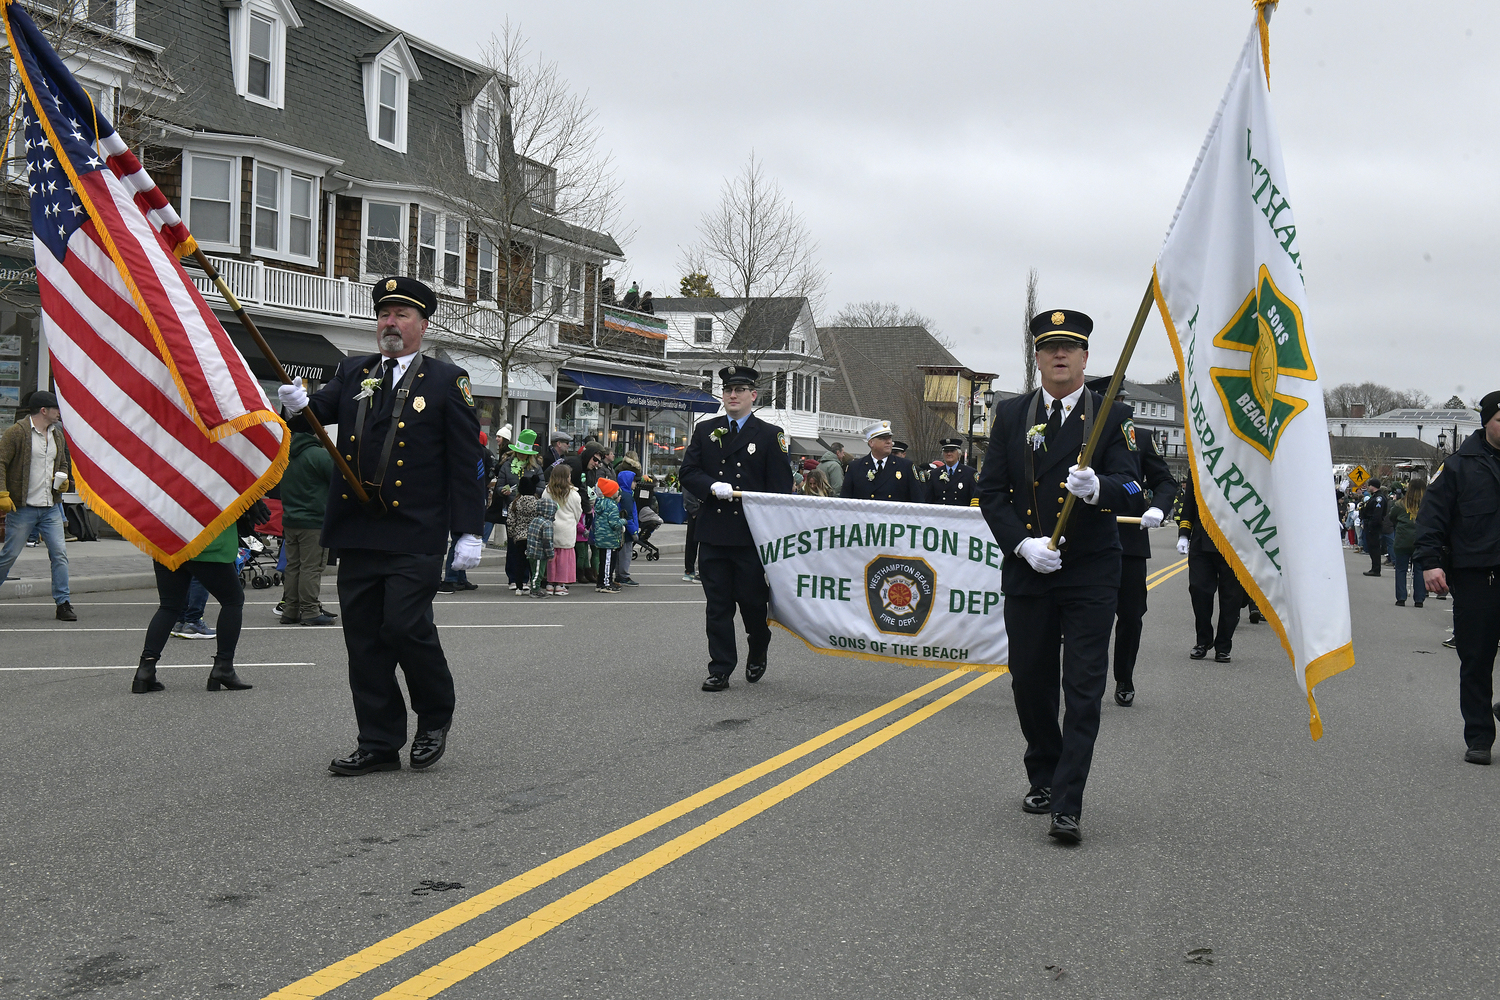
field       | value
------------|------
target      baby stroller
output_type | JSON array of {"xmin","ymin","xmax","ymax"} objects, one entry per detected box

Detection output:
[
  {"xmin": 236, "ymin": 499, "xmax": 284, "ymax": 590},
  {"xmin": 634, "ymin": 505, "xmax": 663, "ymax": 562},
  {"xmin": 632, "ymin": 475, "xmax": 662, "ymax": 562}
]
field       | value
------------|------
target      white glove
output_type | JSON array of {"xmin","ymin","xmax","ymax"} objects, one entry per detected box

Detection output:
[
  {"xmin": 711, "ymin": 482, "xmax": 734, "ymax": 500},
  {"xmin": 1016, "ymin": 536, "xmax": 1064, "ymax": 574},
  {"xmin": 1140, "ymin": 506, "xmax": 1165, "ymax": 529},
  {"xmin": 1176, "ymin": 536, "xmax": 1190, "ymax": 555},
  {"xmin": 277, "ymin": 376, "xmax": 309, "ymax": 414},
  {"xmin": 1066, "ymin": 464, "xmax": 1099, "ymax": 503},
  {"xmin": 450, "ymin": 533, "xmax": 484, "ymax": 571}
]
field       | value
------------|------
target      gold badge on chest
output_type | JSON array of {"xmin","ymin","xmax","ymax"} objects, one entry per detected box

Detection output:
[
  {"xmin": 895, "ymin": 470, "xmax": 902, "ymax": 479},
  {"xmin": 412, "ymin": 396, "xmax": 426, "ymax": 412}
]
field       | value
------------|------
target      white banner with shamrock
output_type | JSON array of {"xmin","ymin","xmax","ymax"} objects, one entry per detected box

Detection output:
[{"xmin": 741, "ymin": 492, "xmax": 1008, "ymax": 672}]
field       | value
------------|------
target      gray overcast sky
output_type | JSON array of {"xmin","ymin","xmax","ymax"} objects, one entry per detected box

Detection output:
[{"xmin": 362, "ymin": 0, "xmax": 1495, "ymax": 403}]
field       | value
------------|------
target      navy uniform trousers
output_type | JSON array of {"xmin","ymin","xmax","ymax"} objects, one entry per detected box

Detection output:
[
  {"xmin": 338, "ymin": 550, "xmax": 455, "ymax": 754},
  {"xmin": 700, "ymin": 542, "xmax": 772, "ymax": 678},
  {"xmin": 1113, "ymin": 556, "xmax": 1148, "ymax": 689},
  {"xmin": 1005, "ymin": 584, "xmax": 1119, "ymax": 818}
]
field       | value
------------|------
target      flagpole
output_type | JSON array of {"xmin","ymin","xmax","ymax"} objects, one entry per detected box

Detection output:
[
  {"xmin": 1048, "ymin": 276, "xmax": 1156, "ymax": 551},
  {"xmin": 189, "ymin": 249, "xmax": 371, "ymax": 506}
]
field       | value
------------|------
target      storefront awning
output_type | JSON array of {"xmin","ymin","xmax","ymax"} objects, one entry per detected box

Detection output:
[
  {"xmin": 226, "ymin": 327, "xmax": 348, "ymax": 383},
  {"xmin": 562, "ymin": 369, "xmax": 719, "ymax": 413}
]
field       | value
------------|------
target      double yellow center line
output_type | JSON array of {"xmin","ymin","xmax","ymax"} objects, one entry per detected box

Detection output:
[{"xmin": 267, "ymin": 556, "xmax": 1190, "ymax": 999}]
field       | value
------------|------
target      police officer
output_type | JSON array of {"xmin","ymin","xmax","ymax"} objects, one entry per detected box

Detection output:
[
  {"xmin": 1177, "ymin": 475, "xmax": 1243, "ymax": 663},
  {"xmin": 278, "ymin": 276, "xmax": 486, "ymax": 775},
  {"xmin": 927, "ymin": 437, "xmax": 979, "ymax": 507},
  {"xmin": 1084, "ymin": 379, "xmax": 1179, "ymax": 707},
  {"xmin": 977, "ymin": 309, "xmax": 1141, "ymax": 845},
  {"xmin": 1413, "ymin": 389, "xmax": 1500, "ymax": 765},
  {"xmin": 841, "ymin": 422, "xmax": 927, "ymax": 502},
  {"xmin": 680, "ymin": 366, "xmax": 794, "ymax": 691}
]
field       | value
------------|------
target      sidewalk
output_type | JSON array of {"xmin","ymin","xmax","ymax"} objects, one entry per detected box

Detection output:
[{"xmin": 0, "ymin": 522, "xmax": 689, "ymax": 600}]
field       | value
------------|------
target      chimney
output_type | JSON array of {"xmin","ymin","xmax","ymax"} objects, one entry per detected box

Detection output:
[{"xmin": 1350, "ymin": 402, "xmax": 1366, "ymax": 419}]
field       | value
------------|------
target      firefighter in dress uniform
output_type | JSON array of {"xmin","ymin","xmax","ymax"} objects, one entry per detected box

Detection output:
[
  {"xmin": 680, "ymin": 366, "xmax": 795, "ymax": 692},
  {"xmin": 840, "ymin": 422, "xmax": 928, "ymax": 503},
  {"xmin": 278, "ymin": 276, "xmax": 486, "ymax": 775},
  {"xmin": 927, "ymin": 437, "xmax": 980, "ymax": 507},
  {"xmin": 1084, "ymin": 378, "xmax": 1179, "ymax": 707},
  {"xmin": 976, "ymin": 309, "xmax": 1142, "ymax": 845}
]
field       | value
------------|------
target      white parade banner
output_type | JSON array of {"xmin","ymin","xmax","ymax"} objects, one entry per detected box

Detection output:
[
  {"xmin": 741, "ymin": 493, "xmax": 1008, "ymax": 672},
  {"xmin": 1153, "ymin": 6, "xmax": 1353, "ymax": 738}
]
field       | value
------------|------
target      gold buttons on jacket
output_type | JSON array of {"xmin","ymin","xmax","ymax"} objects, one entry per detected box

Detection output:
[
  {"xmin": 1058, "ymin": 497, "xmax": 1064, "ymax": 503},
  {"xmin": 392, "ymin": 501, "xmax": 399, "ymax": 507},
  {"xmin": 344, "ymin": 454, "xmax": 352, "ymax": 460},
  {"xmin": 398, "ymin": 421, "xmax": 405, "ymax": 428},
  {"xmin": 342, "ymin": 494, "xmax": 348, "ymax": 500},
  {"xmin": 1026, "ymin": 523, "xmax": 1032, "ymax": 529},
  {"xmin": 397, "ymin": 460, "xmax": 403, "ymax": 467},
  {"xmin": 349, "ymin": 435, "xmax": 355, "ymax": 442},
  {"xmin": 398, "ymin": 441, "xmax": 405, "ymax": 447},
  {"xmin": 1027, "ymin": 509, "xmax": 1032, "ymax": 514},
  {"xmin": 394, "ymin": 481, "xmax": 402, "ymax": 487}
]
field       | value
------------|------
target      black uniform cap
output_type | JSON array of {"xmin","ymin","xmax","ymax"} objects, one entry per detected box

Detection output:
[
  {"xmin": 939, "ymin": 437, "xmax": 964, "ymax": 450},
  {"xmin": 891, "ymin": 441, "xmax": 909, "ymax": 453},
  {"xmin": 718, "ymin": 365, "xmax": 759, "ymax": 388},
  {"xmin": 1031, "ymin": 308, "xmax": 1093, "ymax": 348},
  {"xmin": 372, "ymin": 276, "xmax": 438, "ymax": 319}
]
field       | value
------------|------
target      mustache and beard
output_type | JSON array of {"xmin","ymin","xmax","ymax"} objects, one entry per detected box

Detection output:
[{"xmin": 379, "ymin": 329, "xmax": 405, "ymax": 353}]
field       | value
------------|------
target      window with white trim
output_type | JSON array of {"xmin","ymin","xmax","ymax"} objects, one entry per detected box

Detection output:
[
  {"xmin": 363, "ymin": 200, "xmax": 405, "ymax": 278},
  {"xmin": 466, "ymin": 92, "xmax": 500, "ymax": 180},
  {"xmin": 694, "ymin": 318, "xmax": 712, "ymax": 344},
  {"xmin": 417, "ymin": 210, "xmax": 464, "ymax": 289},
  {"xmin": 361, "ymin": 35, "xmax": 420, "ymax": 153},
  {"xmin": 477, "ymin": 237, "xmax": 496, "ymax": 299},
  {"xmin": 226, "ymin": 0, "xmax": 299, "ymax": 110},
  {"xmin": 251, "ymin": 163, "xmax": 318, "ymax": 264},
  {"xmin": 417, "ymin": 208, "xmax": 438, "ymax": 281},
  {"xmin": 183, "ymin": 153, "xmax": 237, "ymax": 250},
  {"xmin": 531, "ymin": 251, "xmax": 581, "ymax": 320}
]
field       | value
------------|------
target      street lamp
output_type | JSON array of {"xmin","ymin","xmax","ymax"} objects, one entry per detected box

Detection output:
[{"xmin": 1437, "ymin": 430, "xmax": 1447, "ymax": 453}]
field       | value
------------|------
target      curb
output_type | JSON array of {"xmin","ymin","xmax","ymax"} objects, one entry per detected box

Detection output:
[{"xmin": 1, "ymin": 572, "xmax": 156, "ymax": 600}]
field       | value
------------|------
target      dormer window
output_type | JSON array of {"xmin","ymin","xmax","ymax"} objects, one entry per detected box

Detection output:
[
  {"xmin": 465, "ymin": 83, "xmax": 505, "ymax": 180},
  {"xmin": 360, "ymin": 34, "xmax": 421, "ymax": 153},
  {"xmin": 226, "ymin": 0, "xmax": 300, "ymax": 110}
]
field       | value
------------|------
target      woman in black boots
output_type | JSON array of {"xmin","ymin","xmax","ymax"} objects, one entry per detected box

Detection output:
[{"xmin": 132, "ymin": 522, "xmax": 251, "ymax": 694}]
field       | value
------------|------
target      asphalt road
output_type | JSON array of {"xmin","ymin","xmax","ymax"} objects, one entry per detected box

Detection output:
[{"xmin": 0, "ymin": 533, "xmax": 1490, "ymax": 1000}]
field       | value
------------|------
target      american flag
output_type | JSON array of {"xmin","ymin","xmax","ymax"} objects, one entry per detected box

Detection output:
[{"xmin": 5, "ymin": 3, "xmax": 288, "ymax": 569}]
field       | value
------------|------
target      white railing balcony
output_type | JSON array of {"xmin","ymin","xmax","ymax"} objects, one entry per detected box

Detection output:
[
  {"xmin": 818, "ymin": 411, "xmax": 869, "ymax": 435},
  {"xmin": 190, "ymin": 255, "xmax": 376, "ymax": 321}
]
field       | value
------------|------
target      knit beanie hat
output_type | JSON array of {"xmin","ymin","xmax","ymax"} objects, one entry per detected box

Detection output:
[
  {"xmin": 1480, "ymin": 390, "xmax": 1500, "ymax": 427},
  {"xmin": 597, "ymin": 478, "xmax": 619, "ymax": 498}
]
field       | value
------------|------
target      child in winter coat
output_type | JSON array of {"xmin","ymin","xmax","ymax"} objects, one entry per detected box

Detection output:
[
  {"xmin": 614, "ymin": 469, "xmax": 641, "ymax": 586},
  {"xmin": 590, "ymin": 478, "xmax": 624, "ymax": 593},
  {"xmin": 525, "ymin": 495, "xmax": 558, "ymax": 598},
  {"xmin": 545, "ymin": 464, "xmax": 583, "ymax": 596},
  {"xmin": 506, "ymin": 493, "xmax": 538, "ymax": 593}
]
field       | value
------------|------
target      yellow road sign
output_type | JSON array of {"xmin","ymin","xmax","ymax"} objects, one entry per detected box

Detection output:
[{"xmin": 1347, "ymin": 465, "xmax": 1369, "ymax": 490}]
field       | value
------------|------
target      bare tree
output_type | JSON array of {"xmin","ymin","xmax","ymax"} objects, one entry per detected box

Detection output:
[
  {"xmin": 679, "ymin": 151, "xmax": 825, "ymax": 313},
  {"xmin": 421, "ymin": 20, "xmax": 626, "ymax": 417},
  {"xmin": 1022, "ymin": 267, "xmax": 1039, "ymax": 392},
  {"xmin": 830, "ymin": 300, "xmax": 954, "ymax": 349},
  {"xmin": 1323, "ymin": 382, "xmax": 1432, "ymax": 418}
]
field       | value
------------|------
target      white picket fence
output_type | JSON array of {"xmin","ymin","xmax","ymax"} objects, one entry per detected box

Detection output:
[{"xmin": 189, "ymin": 255, "xmax": 377, "ymax": 321}]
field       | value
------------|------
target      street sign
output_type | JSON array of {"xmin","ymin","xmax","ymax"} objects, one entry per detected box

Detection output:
[{"xmin": 1347, "ymin": 465, "xmax": 1369, "ymax": 490}]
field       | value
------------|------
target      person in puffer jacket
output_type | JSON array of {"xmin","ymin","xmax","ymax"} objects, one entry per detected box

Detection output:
[
  {"xmin": 590, "ymin": 478, "xmax": 624, "ymax": 593},
  {"xmin": 615, "ymin": 469, "xmax": 641, "ymax": 586}
]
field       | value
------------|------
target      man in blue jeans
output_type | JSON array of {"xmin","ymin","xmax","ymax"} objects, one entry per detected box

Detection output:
[{"xmin": 0, "ymin": 391, "xmax": 77, "ymax": 620}]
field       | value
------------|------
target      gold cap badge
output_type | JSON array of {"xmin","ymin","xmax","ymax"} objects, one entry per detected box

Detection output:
[
  {"xmin": 1051, "ymin": 311, "xmax": 1066, "ymax": 325},
  {"xmin": 385, "ymin": 279, "xmax": 397, "ymax": 291}
]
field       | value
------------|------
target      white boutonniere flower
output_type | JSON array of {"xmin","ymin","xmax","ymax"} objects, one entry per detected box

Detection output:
[
  {"xmin": 354, "ymin": 377, "xmax": 382, "ymax": 402},
  {"xmin": 710, "ymin": 427, "xmax": 728, "ymax": 446},
  {"xmin": 866, "ymin": 469, "xmax": 876, "ymax": 481},
  {"xmin": 1026, "ymin": 423, "xmax": 1048, "ymax": 451}
]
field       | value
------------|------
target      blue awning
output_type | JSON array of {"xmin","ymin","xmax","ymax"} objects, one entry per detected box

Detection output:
[{"xmin": 562, "ymin": 370, "xmax": 720, "ymax": 413}]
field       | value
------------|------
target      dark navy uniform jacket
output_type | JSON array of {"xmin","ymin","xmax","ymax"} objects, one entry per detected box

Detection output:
[
  {"xmin": 295, "ymin": 352, "xmax": 486, "ymax": 555},
  {"xmin": 926, "ymin": 462, "xmax": 979, "ymax": 507},
  {"xmin": 840, "ymin": 454, "xmax": 928, "ymax": 502},
  {"xmin": 1118, "ymin": 432, "xmax": 1178, "ymax": 558},
  {"xmin": 681, "ymin": 412, "xmax": 795, "ymax": 547},
  {"xmin": 977, "ymin": 388, "xmax": 1142, "ymax": 595}
]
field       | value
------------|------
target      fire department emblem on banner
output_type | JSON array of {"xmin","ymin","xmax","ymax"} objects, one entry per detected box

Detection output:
[{"xmin": 865, "ymin": 556, "xmax": 935, "ymax": 636}]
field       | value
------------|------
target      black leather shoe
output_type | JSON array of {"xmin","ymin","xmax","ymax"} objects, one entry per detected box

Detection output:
[
  {"xmin": 329, "ymin": 748, "xmax": 401, "ymax": 775},
  {"xmin": 131, "ymin": 656, "xmax": 164, "ymax": 694},
  {"xmin": 55, "ymin": 601, "xmax": 77, "ymax": 622},
  {"xmin": 745, "ymin": 662, "xmax": 766, "ymax": 683},
  {"xmin": 410, "ymin": 727, "xmax": 449, "ymax": 770},
  {"xmin": 1248, "ymin": 609, "xmax": 1263, "ymax": 623},
  {"xmin": 1114, "ymin": 687, "xmax": 1135, "ymax": 707},
  {"xmin": 1022, "ymin": 787, "xmax": 1051, "ymax": 814},
  {"xmin": 207, "ymin": 656, "xmax": 252, "ymax": 691},
  {"xmin": 1047, "ymin": 814, "xmax": 1082, "ymax": 844},
  {"xmin": 1464, "ymin": 748, "xmax": 1492, "ymax": 765},
  {"xmin": 1362, "ymin": 569, "xmax": 1381, "ymax": 577},
  {"xmin": 1190, "ymin": 645, "xmax": 1209, "ymax": 660},
  {"xmin": 701, "ymin": 674, "xmax": 730, "ymax": 692},
  {"xmin": 436, "ymin": 582, "xmax": 456, "ymax": 594},
  {"xmin": 458, "ymin": 581, "xmax": 480, "ymax": 591},
  {"xmin": 1215, "ymin": 651, "xmax": 1232, "ymax": 663}
]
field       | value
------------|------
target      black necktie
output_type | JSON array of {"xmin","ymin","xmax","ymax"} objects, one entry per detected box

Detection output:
[
  {"xmin": 1044, "ymin": 398, "xmax": 1063, "ymax": 446},
  {"xmin": 725, "ymin": 421, "xmax": 738, "ymax": 443}
]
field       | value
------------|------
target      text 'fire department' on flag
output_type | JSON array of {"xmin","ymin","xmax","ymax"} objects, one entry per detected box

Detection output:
[
  {"xmin": 1153, "ymin": 4, "xmax": 1353, "ymax": 738},
  {"xmin": 742, "ymin": 493, "xmax": 1008, "ymax": 672},
  {"xmin": 4, "ymin": 1, "xmax": 288, "ymax": 568}
]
